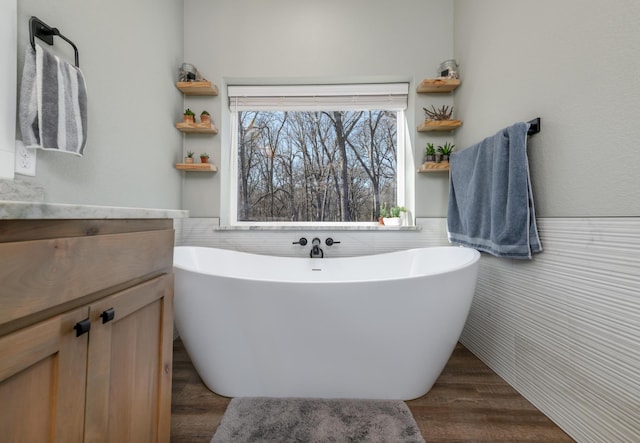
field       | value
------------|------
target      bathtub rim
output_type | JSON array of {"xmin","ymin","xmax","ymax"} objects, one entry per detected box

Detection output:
[{"xmin": 173, "ymin": 245, "xmax": 480, "ymax": 284}]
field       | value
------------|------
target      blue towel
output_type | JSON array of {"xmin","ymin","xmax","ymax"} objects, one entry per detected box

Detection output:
[
  {"xmin": 447, "ymin": 122, "xmax": 542, "ymax": 259},
  {"xmin": 19, "ymin": 44, "xmax": 88, "ymax": 156}
]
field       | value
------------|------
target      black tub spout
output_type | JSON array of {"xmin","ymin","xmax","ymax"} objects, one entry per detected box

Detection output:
[{"xmin": 310, "ymin": 238, "xmax": 324, "ymax": 258}]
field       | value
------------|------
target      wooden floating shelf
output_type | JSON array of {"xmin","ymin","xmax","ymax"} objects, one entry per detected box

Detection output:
[
  {"xmin": 175, "ymin": 81, "xmax": 219, "ymax": 96},
  {"xmin": 175, "ymin": 122, "xmax": 219, "ymax": 134},
  {"xmin": 417, "ymin": 162, "xmax": 449, "ymax": 172},
  {"xmin": 417, "ymin": 78, "xmax": 461, "ymax": 93},
  {"xmin": 417, "ymin": 119, "xmax": 462, "ymax": 132},
  {"xmin": 175, "ymin": 162, "xmax": 217, "ymax": 172}
]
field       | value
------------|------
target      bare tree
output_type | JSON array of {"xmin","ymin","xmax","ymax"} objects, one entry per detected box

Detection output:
[
  {"xmin": 237, "ymin": 109, "xmax": 396, "ymax": 222},
  {"xmin": 323, "ymin": 111, "xmax": 363, "ymax": 221}
]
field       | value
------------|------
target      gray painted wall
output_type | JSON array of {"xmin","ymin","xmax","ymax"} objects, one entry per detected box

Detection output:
[
  {"xmin": 454, "ymin": 0, "xmax": 640, "ymax": 217},
  {"xmin": 0, "ymin": 0, "xmax": 17, "ymax": 179},
  {"xmin": 183, "ymin": 0, "xmax": 455, "ymax": 219},
  {"xmin": 11, "ymin": 0, "xmax": 184, "ymax": 209}
]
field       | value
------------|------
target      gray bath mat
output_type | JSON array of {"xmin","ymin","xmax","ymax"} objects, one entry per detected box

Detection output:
[{"xmin": 211, "ymin": 397, "xmax": 425, "ymax": 443}]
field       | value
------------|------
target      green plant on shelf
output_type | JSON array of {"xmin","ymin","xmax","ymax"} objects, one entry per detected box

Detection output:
[
  {"xmin": 425, "ymin": 142, "xmax": 436, "ymax": 162},
  {"xmin": 437, "ymin": 142, "xmax": 455, "ymax": 155},
  {"xmin": 379, "ymin": 202, "xmax": 406, "ymax": 218},
  {"xmin": 425, "ymin": 143, "xmax": 436, "ymax": 156}
]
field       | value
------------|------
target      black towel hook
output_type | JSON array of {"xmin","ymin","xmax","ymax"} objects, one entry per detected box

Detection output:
[{"xmin": 29, "ymin": 16, "xmax": 80, "ymax": 68}]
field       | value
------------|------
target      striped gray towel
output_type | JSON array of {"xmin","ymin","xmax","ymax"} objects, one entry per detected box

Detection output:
[{"xmin": 19, "ymin": 44, "xmax": 87, "ymax": 156}]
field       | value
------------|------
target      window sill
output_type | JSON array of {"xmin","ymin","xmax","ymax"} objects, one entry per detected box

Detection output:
[{"xmin": 214, "ymin": 224, "xmax": 421, "ymax": 232}]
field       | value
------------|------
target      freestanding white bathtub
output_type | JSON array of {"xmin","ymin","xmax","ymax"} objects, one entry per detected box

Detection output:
[{"xmin": 173, "ymin": 245, "xmax": 480, "ymax": 400}]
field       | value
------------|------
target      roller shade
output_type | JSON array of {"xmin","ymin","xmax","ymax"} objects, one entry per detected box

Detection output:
[{"xmin": 228, "ymin": 83, "xmax": 408, "ymax": 112}]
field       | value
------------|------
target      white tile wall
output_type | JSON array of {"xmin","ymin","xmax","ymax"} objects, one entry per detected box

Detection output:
[
  {"xmin": 460, "ymin": 217, "xmax": 640, "ymax": 442},
  {"xmin": 175, "ymin": 217, "xmax": 449, "ymax": 257}
]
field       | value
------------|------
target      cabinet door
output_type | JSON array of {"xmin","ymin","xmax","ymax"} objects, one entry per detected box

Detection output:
[
  {"xmin": 0, "ymin": 307, "xmax": 89, "ymax": 443},
  {"xmin": 84, "ymin": 274, "xmax": 174, "ymax": 443}
]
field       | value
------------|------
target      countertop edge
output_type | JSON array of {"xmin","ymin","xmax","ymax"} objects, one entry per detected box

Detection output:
[{"xmin": 0, "ymin": 201, "xmax": 189, "ymax": 220}]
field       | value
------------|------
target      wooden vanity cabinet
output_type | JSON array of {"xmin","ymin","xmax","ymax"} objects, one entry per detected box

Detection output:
[
  {"xmin": 0, "ymin": 305, "xmax": 90, "ymax": 442},
  {"xmin": 0, "ymin": 219, "xmax": 175, "ymax": 443}
]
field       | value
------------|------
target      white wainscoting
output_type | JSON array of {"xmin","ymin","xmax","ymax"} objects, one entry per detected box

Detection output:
[
  {"xmin": 460, "ymin": 217, "xmax": 640, "ymax": 442},
  {"xmin": 173, "ymin": 216, "xmax": 639, "ymax": 442}
]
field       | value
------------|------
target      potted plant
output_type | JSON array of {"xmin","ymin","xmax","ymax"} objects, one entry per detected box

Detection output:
[
  {"xmin": 379, "ymin": 202, "xmax": 389, "ymax": 225},
  {"xmin": 437, "ymin": 142, "xmax": 455, "ymax": 162},
  {"xmin": 423, "ymin": 105, "xmax": 454, "ymax": 122},
  {"xmin": 200, "ymin": 153, "xmax": 210, "ymax": 164},
  {"xmin": 395, "ymin": 206, "xmax": 408, "ymax": 226},
  {"xmin": 424, "ymin": 143, "xmax": 436, "ymax": 163},
  {"xmin": 380, "ymin": 203, "xmax": 406, "ymax": 226},
  {"xmin": 200, "ymin": 110, "xmax": 211, "ymax": 126},
  {"xmin": 185, "ymin": 151, "xmax": 195, "ymax": 164},
  {"xmin": 183, "ymin": 108, "xmax": 196, "ymax": 124}
]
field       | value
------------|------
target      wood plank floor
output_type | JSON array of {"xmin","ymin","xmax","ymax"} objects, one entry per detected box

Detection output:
[{"xmin": 171, "ymin": 339, "xmax": 575, "ymax": 442}]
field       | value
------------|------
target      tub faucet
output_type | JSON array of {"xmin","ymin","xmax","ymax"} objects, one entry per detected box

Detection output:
[{"xmin": 310, "ymin": 237, "xmax": 324, "ymax": 258}]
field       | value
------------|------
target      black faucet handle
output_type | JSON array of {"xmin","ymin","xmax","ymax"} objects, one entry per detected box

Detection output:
[
  {"xmin": 325, "ymin": 238, "xmax": 340, "ymax": 246},
  {"xmin": 293, "ymin": 237, "xmax": 308, "ymax": 246}
]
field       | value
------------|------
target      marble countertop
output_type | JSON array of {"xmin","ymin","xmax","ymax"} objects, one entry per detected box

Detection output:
[{"xmin": 0, "ymin": 200, "xmax": 188, "ymax": 220}]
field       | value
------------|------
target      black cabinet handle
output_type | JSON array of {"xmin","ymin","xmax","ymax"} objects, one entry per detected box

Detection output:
[
  {"xmin": 100, "ymin": 308, "xmax": 115, "ymax": 324},
  {"xmin": 74, "ymin": 318, "xmax": 91, "ymax": 337}
]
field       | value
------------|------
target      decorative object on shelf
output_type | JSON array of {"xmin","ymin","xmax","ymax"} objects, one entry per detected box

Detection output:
[
  {"xmin": 176, "ymin": 109, "xmax": 218, "ymax": 133},
  {"xmin": 200, "ymin": 153, "xmax": 210, "ymax": 164},
  {"xmin": 423, "ymin": 105, "xmax": 454, "ymax": 121},
  {"xmin": 379, "ymin": 202, "xmax": 390, "ymax": 225},
  {"xmin": 419, "ymin": 105, "xmax": 461, "ymax": 132},
  {"xmin": 379, "ymin": 203, "xmax": 406, "ymax": 226},
  {"xmin": 200, "ymin": 110, "xmax": 211, "ymax": 126},
  {"xmin": 183, "ymin": 108, "xmax": 195, "ymax": 124},
  {"xmin": 424, "ymin": 143, "xmax": 436, "ymax": 163},
  {"xmin": 179, "ymin": 63, "xmax": 196, "ymax": 82},
  {"xmin": 178, "ymin": 62, "xmax": 205, "ymax": 82},
  {"xmin": 438, "ymin": 59, "xmax": 459, "ymax": 79},
  {"xmin": 437, "ymin": 142, "xmax": 455, "ymax": 162},
  {"xmin": 383, "ymin": 216, "xmax": 401, "ymax": 227},
  {"xmin": 185, "ymin": 151, "xmax": 195, "ymax": 164}
]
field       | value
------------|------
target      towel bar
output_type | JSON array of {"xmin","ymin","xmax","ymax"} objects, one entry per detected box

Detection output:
[
  {"xmin": 527, "ymin": 117, "xmax": 541, "ymax": 135},
  {"xmin": 29, "ymin": 16, "xmax": 80, "ymax": 68}
]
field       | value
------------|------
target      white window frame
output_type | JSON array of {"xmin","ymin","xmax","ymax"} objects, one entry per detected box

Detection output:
[{"xmin": 228, "ymin": 83, "xmax": 408, "ymax": 227}]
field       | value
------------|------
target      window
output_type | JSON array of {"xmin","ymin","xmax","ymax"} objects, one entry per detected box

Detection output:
[{"xmin": 228, "ymin": 84, "xmax": 408, "ymax": 225}]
